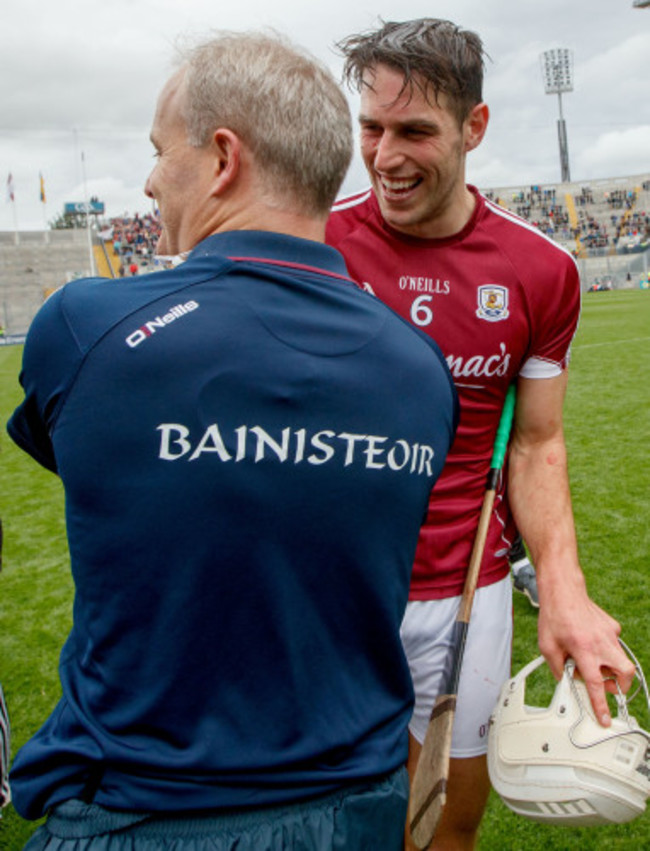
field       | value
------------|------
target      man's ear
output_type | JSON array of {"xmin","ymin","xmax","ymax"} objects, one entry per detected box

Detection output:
[
  {"xmin": 464, "ymin": 103, "xmax": 489, "ymax": 153},
  {"xmin": 212, "ymin": 128, "xmax": 242, "ymax": 194}
]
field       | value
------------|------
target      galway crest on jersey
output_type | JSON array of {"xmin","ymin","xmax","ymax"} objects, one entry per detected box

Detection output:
[{"xmin": 476, "ymin": 285, "xmax": 509, "ymax": 322}]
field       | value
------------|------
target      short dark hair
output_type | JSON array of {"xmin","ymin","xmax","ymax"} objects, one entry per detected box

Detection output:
[{"xmin": 337, "ymin": 18, "xmax": 486, "ymax": 125}]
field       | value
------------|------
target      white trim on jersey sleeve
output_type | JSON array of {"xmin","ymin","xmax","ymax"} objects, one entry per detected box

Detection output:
[
  {"xmin": 482, "ymin": 195, "xmax": 579, "ymax": 269},
  {"xmin": 331, "ymin": 188, "xmax": 373, "ymax": 212},
  {"xmin": 519, "ymin": 356, "xmax": 564, "ymax": 379}
]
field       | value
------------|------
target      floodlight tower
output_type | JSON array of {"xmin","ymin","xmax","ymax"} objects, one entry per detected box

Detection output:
[{"xmin": 540, "ymin": 49, "xmax": 573, "ymax": 183}]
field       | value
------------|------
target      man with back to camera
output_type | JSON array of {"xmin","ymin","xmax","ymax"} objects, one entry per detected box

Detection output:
[
  {"xmin": 7, "ymin": 31, "xmax": 459, "ymax": 850},
  {"xmin": 326, "ymin": 18, "xmax": 635, "ymax": 849}
]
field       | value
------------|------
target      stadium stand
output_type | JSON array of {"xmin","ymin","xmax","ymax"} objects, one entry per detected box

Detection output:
[
  {"xmin": 483, "ymin": 172, "xmax": 649, "ymax": 291},
  {"xmin": 108, "ymin": 211, "xmax": 161, "ymax": 276},
  {"xmin": 0, "ymin": 176, "xmax": 648, "ymax": 338},
  {"xmin": 94, "ymin": 239, "xmax": 121, "ymax": 279},
  {"xmin": 0, "ymin": 213, "xmax": 161, "ymax": 336},
  {"xmin": 0, "ymin": 229, "xmax": 95, "ymax": 338}
]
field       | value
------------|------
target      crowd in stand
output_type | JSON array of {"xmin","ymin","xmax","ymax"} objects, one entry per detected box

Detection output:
[
  {"xmin": 106, "ymin": 211, "xmax": 162, "ymax": 276},
  {"xmin": 485, "ymin": 188, "xmax": 574, "ymax": 243},
  {"xmin": 575, "ymin": 186, "xmax": 595, "ymax": 206},
  {"xmin": 485, "ymin": 181, "xmax": 649, "ymax": 256},
  {"xmin": 575, "ymin": 211, "xmax": 610, "ymax": 250},
  {"xmin": 605, "ymin": 189, "xmax": 637, "ymax": 210}
]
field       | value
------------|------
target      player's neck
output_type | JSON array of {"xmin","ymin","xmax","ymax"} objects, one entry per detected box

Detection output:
[{"xmin": 438, "ymin": 185, "xmax": 476, "ymax": 238}]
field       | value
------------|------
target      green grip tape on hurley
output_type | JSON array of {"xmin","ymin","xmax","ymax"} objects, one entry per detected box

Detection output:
[{"xmin": 490, "ymin": 384, "xmax": 516, "ymax": 472}]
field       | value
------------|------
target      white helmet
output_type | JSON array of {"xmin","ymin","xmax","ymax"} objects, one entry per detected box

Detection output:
[{"xmin": 488, "ymin": 641, "xmax": 650, "ymax": 826}]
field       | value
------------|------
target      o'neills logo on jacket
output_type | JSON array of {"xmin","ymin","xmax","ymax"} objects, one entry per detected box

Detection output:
[
  {"xmin": 126, "ymin": 301, "xmax": 199, "ymax": 348},
  {"xmin": 156, "ymin": 422, "xmax": 436, "ymax": 476}
]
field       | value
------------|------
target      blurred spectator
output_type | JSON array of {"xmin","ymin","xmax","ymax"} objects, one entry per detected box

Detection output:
[{"xmin": 105, "ymin": 211, "xmax": 162, "ymax": 274}]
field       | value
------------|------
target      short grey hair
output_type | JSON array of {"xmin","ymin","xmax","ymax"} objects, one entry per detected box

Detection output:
[{"xmin": 179, "ymin": 32, "xmax": 353, "ymax": 216}]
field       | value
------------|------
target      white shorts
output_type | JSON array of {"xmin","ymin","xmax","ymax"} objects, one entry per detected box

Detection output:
[{"xmin": 400, "ymin": 575, "xmax": 513, "ymax": 758}]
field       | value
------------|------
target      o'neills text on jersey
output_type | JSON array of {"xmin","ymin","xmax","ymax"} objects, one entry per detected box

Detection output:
[
  {"xmin": 126, "ymin": 301, "xmax": 199, "ymax": 348},
  {"xmin": 399, "ymin": 276, "xmax": 450, "ymax": 294},
  {"xmin": 157, "ymin": 422, "xmax": 436, "ymax": 476}
]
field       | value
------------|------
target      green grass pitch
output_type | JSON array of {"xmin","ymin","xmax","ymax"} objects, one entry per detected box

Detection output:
[{"xmin": 0, "ymin": 289, "xmax": 649, "ymax": 849}]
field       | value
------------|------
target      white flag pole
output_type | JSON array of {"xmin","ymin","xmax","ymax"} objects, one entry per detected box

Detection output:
[
  {"xmin": 6, "ymin": 173, "xmax": 19, "ymax": 245},
  {"xmin": 42, "ymin": 201, "xmax": 49, "ymax": 244},
  {"xmin": 11, "ymin": 199, "xmax": 19, "ymax": 246},
  {"xmin": 40, "ymin": 173, "xmax": 49, "ymax": 244},
  {"xmin": 80, "ymin": 150, "xmax": 96, "ymax": 276}
]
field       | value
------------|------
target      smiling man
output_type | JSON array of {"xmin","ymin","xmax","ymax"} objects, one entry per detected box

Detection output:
[
  {"xmin": 356, "ymin": 64, "xmax": 483, "ymax": 240},
  {"xmin": 327, "ymin": 18, "xmax": 635, "ymax": 850}
]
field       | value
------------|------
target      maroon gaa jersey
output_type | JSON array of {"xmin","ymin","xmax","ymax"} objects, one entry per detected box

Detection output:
[{"xmin": 327, "ymin": 185, "xmax": 580, "ymax": 599}]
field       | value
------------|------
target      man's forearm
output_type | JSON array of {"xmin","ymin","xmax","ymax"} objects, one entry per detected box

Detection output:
[{"xmin": 507, "ymin": 432, "xmax": 583, "ymax": 591}]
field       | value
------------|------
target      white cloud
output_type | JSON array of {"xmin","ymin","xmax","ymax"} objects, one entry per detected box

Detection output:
[
  {"xmin": 578, "ymin": 125, "xmax": 650, "ymax": 178},
  {"xmin": 1, "ymin": 0, "xmax": 649, "ymax": 229}
]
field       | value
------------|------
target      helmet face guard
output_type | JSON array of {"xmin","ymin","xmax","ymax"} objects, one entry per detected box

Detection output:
[
  {"xmin": 488, "ymin": 642, "xmax": 650, "ymax": 826},
  {"xmin": 0, "ymin": 685, "xmax": 9, "ymax": 812}
]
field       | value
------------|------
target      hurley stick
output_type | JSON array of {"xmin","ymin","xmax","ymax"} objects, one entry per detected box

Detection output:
[{"xmin": 409, "ymin": 384, "xmax": 517, "ymax": 850}]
